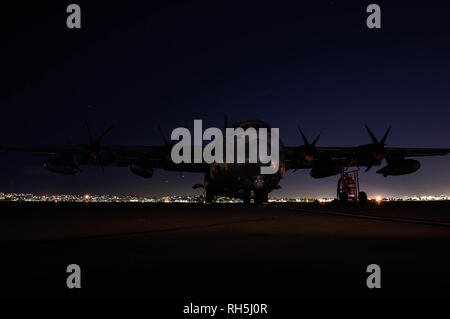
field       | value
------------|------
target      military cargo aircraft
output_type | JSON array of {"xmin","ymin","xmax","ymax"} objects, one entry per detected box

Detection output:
[{"xmin": 2, "ymin": 118, "xmax": 450, "ymax": 204}]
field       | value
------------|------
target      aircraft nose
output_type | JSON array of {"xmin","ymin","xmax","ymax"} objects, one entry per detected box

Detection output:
[{"xmin": 253, "ymin": 175, "xmax": 265, "ymax": 189}]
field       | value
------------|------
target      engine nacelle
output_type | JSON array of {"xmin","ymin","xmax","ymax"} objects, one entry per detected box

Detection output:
[
  {"xmin": 310, "ymin": 161, "xmax": 343, "ymax": 178},
  {"xmin": 376, "ymin": 159, "xmax": 420, "ymax": 177},
  {"xmin": 129, "ymin": 160, "xmax": 154, "ymax": 178},
  {"xmin": 44, "ymin": 158, "xmax": 81, "ymax": 175},
  {"xmin": 97, "ymin": 149, "xmax": 116, "ymax": 165}
]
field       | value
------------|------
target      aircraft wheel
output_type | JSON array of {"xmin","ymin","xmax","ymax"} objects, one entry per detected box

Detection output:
[
  {"xmin": 205, "ymin": 190, "xmax": 214, "ymax": 203},
  {"xmin": 358, "ymin": 191, "xmax": 368, "ymax": 205},
  {"xmin": 255, "ymin": 192, "xmax": 268, "ymax": 205},
  {"xmin": 338, "ymin": 192, "xmax": 348, "ymax": 204},
  {"xmin": 254, "ymin": 193, "xmax": 261, "ymax": 205},
  {"xmin": 243, "ymin": 191, "xmax": 251, "ymax": 204}
]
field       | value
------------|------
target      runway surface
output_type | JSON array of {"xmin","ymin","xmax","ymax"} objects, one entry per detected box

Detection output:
[{"xmin": 0, "ymin": 201, "xmax": 449, "ymax": 302}]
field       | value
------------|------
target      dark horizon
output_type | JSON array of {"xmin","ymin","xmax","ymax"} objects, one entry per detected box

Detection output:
[{"xmin": 2, "ymin": 1, "xmax": 450, "ymax": 198}]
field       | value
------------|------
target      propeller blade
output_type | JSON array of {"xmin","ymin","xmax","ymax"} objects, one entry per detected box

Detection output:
[
  {"xmin": 157, "ymin": 123, "xmax": 169, "ymax": 146},
  {"xmin": 297, "ymin": 126, "xmax": 309, "ymax": 145},
  {"xmin": 365, "ymin": 125, "xmax": 378, "ymax": 144},
  {"xmin": 311, "ymin": 129, "xmax": 324, "ymax": 146},
  {"xmin": 365, "ymin": 163, "xmax": 373, "ymax": 172},
  {"xmin": 85, "ymin": 120, "xmax": 93, "ymax": 143},
  {"xmin": 98, "ymin": 124, "xmax": 115, "ymax": 141},
  {"xmin": 311, "ymin": 135, "xmax": 320, "ymax": 146},
  {"xmin": 380, "ymin": 126, "xmax": 391, "ymax": 144}
]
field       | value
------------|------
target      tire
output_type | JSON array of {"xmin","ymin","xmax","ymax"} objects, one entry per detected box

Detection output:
[
  {"xmin": 339, "ymin": 192, "xmax": 348, "ymax": 204},
  {"xmin": 254, "ymin": 192, "xmax": 264, "ymax": 205},
  {"xmin": 358, "ymin": 191, "xmax": 368, "ymax": 205},
  {"xmin": 205, "ymin": 190, "xmax": 214, "ymax": 203},
  {"xmin": 243, "ymin": 191, "xmax": 251, "ymax": 204}
]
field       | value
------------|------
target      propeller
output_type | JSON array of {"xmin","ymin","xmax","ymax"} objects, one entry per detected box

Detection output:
[
  {"xmin": 364, "ymin": 125, "xmax": 391, "ymax": 171},
  {"xmin": 297, "ymin": 126, "xmax": 323, "ymax": 165},
  {"xmin": 85, "ymin": 120, "xmax": 94, "ymax": 143},
  {"xmin": 98, "ymin": 124, "xmax": 115, "ymax": 141},
  {"xmin": 84, "ymin": 120, "xmax": 115, "ymax": 164},
  {"xmin": 156, "ymin": 123, "xmax": 176, "ymax": 162}
]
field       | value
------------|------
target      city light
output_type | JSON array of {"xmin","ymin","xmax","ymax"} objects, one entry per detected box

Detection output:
[{"xmin": 0, "ymin": 192, "xmax": 449, "ymax": 203}]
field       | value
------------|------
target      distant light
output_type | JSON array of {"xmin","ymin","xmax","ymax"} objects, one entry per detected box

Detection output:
[
  {"xmin": 84, "ymin": 194, "xmax": 91, "ymax": 200},
  {"xmin": 376, "ymin": 196, "xmax": 382, "ymax": 203}
]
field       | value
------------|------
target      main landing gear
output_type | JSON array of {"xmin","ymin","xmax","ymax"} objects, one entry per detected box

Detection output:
[
  {"xmin": 243, "ymin": 190, "xmax": 268, "ymax": 205},
  {"xmin": 254, "ymin": 191, "xmax": 268, "ymax": 205},
  {"xmin": 205, "ymin": 189, "xmax": 214, "ymax": 204},
  {"xmin": 336, "ymin": 168, "xmax": 368, "ymax": 205}
]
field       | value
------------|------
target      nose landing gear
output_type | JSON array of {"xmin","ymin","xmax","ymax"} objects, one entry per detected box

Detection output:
[{"xmin": 242, "ymin": 190, "xmax": 268, "ymax": 205}]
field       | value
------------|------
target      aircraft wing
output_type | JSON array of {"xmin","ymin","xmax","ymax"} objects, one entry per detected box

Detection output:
[
  {"xmin": 108, "ymin": 145, "xmax": 208, "ymax": 172},
  {"xmin": 0, "ymin": 144, "xmax": 208, "ymax": 172},
  {"xmin": 0, "ymin": 145, "xmax": 89, "ymax": 155},
  {"xmin": 385, "ymin": 148, "xmax": 450, "ymax": 157},
  {"xmin": 0, "ymin": 144, "xmax": 167, "ymax": 157},
  {"xmin": 285, "ymin": 146, "xmax": 450, "ymax": 158},
  {"xmin": 314, "ymin": 147, "xmax": 450, "ymax": 158},
  {"xmin": 3, "ymin": 143, "xmax": 450, "ymax": 173},
  {"xmin": 284, "ymin": 146, "xmax": 450, "ymax": 170},
  {"xmin": 284, "ymin": 146, "xmax": 356, "ymax": 162}
]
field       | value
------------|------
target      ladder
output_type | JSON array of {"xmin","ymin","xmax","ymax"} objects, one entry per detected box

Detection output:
[{"xmin": 337, "ymin": 168, "xmax": 360, "ymax": 202}]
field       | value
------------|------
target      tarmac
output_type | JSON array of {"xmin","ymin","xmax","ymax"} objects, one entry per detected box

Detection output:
[{"xmin": 0, "ymin": 201, "xmax": 449, "ymax": 302}]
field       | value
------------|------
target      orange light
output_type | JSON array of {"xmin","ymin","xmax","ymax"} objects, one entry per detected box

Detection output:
[
  {"xmin": 280, "ymin": 162, "xmax": 285, "ymax": 177},
  {"xmin": 376, "ymin": 196, "xmax": 382, "ymax": 203},
  {"xmin": 84, "ymin": 194, "xmax": 91, "ymax": 200}
]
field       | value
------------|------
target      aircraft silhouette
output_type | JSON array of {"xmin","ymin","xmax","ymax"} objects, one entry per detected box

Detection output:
[{"xmin": 2, "ymin": 118, "xmax": 450, "ymax": 204}]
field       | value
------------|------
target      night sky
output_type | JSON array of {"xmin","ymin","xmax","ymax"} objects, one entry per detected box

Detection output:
[{"xmin": 1, "ymin": 1, "xmax": 450, "ymax": 198}]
